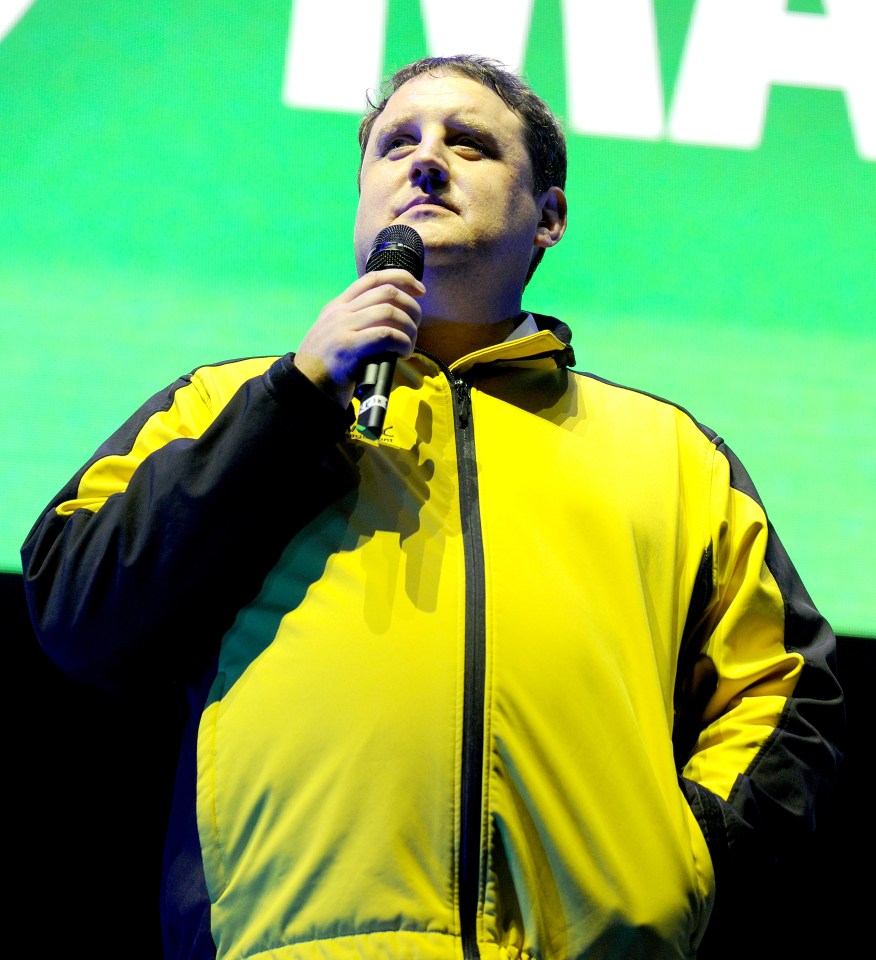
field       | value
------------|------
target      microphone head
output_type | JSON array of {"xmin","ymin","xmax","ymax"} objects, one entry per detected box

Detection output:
[{"xmin": 365, "ymin": 224, "xmax": 425, "ymax": 280}]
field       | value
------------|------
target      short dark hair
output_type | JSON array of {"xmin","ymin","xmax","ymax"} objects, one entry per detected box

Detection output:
[{"xmin": 358, "ymin": 54, "xmax": 567, "ymax": 284}]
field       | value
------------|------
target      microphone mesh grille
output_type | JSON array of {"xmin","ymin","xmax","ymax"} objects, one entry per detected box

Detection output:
[{"xmin": 365, "ymin": 224, "xmax": 425, "ymax": 280}]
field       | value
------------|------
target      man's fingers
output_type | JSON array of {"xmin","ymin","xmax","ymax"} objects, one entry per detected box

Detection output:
[
  {"xmin": 349, "ymin": 306, "xmax": 420, "ymax": 356},
  {"xmin": 293, "ymin": 270, "xmax": 426, "ymax": 406},
  {"xmin": 338, "ymin": 268, "xmax": 425, "ymax": 304},
  {"xmin": 348, "ymin": 284, "xmax": 423, "ymax": 331}
]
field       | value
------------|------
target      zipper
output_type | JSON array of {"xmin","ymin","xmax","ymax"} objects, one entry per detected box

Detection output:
[
  {"xmin": 455, "ymin": 377, "xmax": 485, "ymax": 960},
  {"xmin": 455, "ymin": 376, "xmax": 471, "ymax": 429},
  {"xmin": 419, "ymin": 351, "xmax": 485, "ymax": 959}
]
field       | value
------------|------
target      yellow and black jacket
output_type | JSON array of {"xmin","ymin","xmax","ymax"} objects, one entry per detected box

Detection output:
[{"xmin": 22, "ymin": 316, "xmax": 842, "ymax": 960}]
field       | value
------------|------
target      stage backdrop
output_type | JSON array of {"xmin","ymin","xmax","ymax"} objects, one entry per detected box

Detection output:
[{"xmin": 2, "ymin": 0, "xmax": 874, "ymax": 638}]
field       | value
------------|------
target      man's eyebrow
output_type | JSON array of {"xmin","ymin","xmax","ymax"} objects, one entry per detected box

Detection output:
[
  {"xmin": 451, "ymin": 116, "xmax": 502, "ymax": 146},
  {"xmin": 371, "ymin": 114, "xmax": 416, "ymax": 147},
  {"xmin": 371, "ymin": 113, "xmax": 504, "ymax": 150}
]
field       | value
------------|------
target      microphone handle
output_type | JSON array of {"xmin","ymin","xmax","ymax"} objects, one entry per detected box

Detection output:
[{"xmin": 355, "ymin": 351, "xmax": 396, "ymax": 440}]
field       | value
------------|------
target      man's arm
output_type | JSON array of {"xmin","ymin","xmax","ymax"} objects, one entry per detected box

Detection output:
[
  {"xmin": 21, "ymin": 355, "xmax": 356, "ymax": 691},
  {"xmin": 673, "ymin": 437, "xmax": 844, "ymax": 943},
  {"xmin": 21, "ymin": 269, "xmax": 425, "ymax": 691}
]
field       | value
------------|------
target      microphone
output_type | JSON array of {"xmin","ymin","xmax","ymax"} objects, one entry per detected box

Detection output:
[{"xmin": 354, "ymin": 224, "xmax": 425, "ymax": 439}]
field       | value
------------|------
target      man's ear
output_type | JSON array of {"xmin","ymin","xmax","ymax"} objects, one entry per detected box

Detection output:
[{"xmin": 534, "ymin": 186, "xmax": 567, "ymax": 249}]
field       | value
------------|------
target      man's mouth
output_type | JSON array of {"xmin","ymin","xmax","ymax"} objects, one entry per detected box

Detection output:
[{"xmin": 398, "ymin": 196, "xmax": 454, "ymax": 215}]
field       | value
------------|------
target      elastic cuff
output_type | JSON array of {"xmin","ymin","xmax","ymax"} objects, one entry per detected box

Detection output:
[{"xmin": 264, "ymin": 354, "xmax": 355, "ymax": 434}]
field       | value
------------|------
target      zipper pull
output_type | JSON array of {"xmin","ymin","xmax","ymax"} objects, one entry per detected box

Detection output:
[{"xmin": 455, "ymin": 377, "xmax": 471, "ymax": 428}]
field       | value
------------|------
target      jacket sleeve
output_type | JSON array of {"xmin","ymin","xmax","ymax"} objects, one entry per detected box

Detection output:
[
  {"xmin": 20, "ymin": 354, "xmax": 357, "ymax": 691},
  {"xmin": 673, "ymin": 435, "xmax": 844, "ymax": 945}
]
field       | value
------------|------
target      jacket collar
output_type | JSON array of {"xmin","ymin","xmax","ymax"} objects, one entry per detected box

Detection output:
[{"xmin": 447, "ymin": 313, "xmax": 575, "ymax": 375}]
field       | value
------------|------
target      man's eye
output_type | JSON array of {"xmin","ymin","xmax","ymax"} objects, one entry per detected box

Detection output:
[
  {"xmin": 385, "ymin": 137, "xmax": 411, "ymax": 152},
  {"xmin": 455, "ymin": 137, "xmax": 486, "ymax": 153}
]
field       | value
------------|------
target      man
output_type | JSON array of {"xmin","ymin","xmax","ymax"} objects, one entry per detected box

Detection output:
[{"xmin": 22, "ymin": 56, "xmax": 842, "ymax": 960}]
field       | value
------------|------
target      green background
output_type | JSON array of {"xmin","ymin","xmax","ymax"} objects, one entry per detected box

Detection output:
[{"xmin": 2, "ymin": 0, "xmax": 874, "ymax": 637}]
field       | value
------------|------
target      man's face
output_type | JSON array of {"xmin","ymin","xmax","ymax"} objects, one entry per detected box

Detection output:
[{"xmin": 354, "ymin": 72, "xmax": 548, "ymax": 286}]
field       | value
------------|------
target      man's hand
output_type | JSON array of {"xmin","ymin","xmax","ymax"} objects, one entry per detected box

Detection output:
[{"xmin": 293, "ymin": 269, "xmax": 425, "ymax": 408}]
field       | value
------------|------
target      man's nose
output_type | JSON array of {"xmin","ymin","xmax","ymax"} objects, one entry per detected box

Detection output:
[{"xmin": 408, "ymin": 139, "xmax": 449, "ymax": 188}]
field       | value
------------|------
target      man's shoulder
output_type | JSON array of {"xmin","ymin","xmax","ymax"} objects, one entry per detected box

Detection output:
[
  {"xmin": 568, "ymin": 367, "xmax": 717, "ymax": 444},
  {"xmin": 188, "ymin": 355, "xmax": 281, "ymax": 379},
  {"xmin": 183, "ymin": 355, "xmax": 281, "ymax": 394},
  {"xmin": 528, "ymin": 313, "xmax": 715, "ymax": 440}
]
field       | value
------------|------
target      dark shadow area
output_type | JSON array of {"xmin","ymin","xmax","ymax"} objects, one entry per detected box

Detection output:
[
  {"xmin": 5, "ymin": 571, "xmax": 871, "ymax": 959},
  {"xmin": 7, "ymin": 571, "xmax": 185, "ymax": 958}
]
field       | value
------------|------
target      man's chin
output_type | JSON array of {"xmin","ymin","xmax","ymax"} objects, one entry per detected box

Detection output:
[{"xmin": 394, "ymin": 220, "xmax": 470, "ymax": 257}]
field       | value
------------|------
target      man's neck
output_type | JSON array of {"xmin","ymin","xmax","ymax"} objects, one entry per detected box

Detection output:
[
  {"xmin": 413, "ymin": 272, "xmax": 526, "ymax": 365},
  {"xmin": 415, "ymin": 313, "xmax": 523, "ymax": 366}
]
